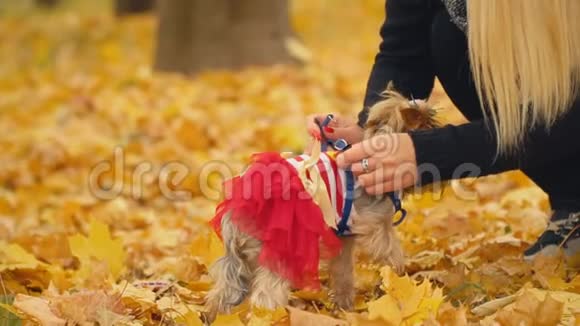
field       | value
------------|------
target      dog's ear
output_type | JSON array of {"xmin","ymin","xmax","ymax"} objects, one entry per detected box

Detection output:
[
  {"xmin": 399, "ymin": 108, "xmax": 424, "ymax": 130},
  {"xmin": 399, "ymin": 104, "xmax": 440, "ymax": 130},
  {"xmin": 365, "ymin": 86, "xmax": 440, "ymax": 136},
  {"xmin": 364, "ymin": 88, "xmax": 407, "ymax": 136}
]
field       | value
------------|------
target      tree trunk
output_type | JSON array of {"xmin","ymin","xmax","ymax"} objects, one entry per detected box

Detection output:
[
  {"xmin": 115, "ymin": 0, "xmax": 154, "ymax": 16},
  {"xmin": 36, "ymin": 0, "xmax": 59, "ymax": 8},
  {"xmin": 155, "ymin": 0, "xmax": 295, "ymax": 74}
]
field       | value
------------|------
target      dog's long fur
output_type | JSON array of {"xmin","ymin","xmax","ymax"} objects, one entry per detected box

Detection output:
[{"xmin": 204, "ymin": 88, "xmax": 439, "ymax": 323}]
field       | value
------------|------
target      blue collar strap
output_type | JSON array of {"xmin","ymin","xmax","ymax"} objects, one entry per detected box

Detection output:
[
  {"xmin": 316, "ymin": 114, "xmax": 354, "ymax": 236},
  {"xmin": 335, "ymin": 186, "xmax": 407, "ymax": 236},
  {"xmin": 318, "ymin": 115, "xmax": 352, "ymax": 152},
  {"xmin": 389, "ymin": 192, "xmax": 407, "ymax": 226},
  {"xmin": 336, "ymin": 169, "xmax": 355, "ymax": 236}
]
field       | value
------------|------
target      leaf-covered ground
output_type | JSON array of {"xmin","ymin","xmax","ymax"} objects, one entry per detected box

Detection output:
[{"xmin": 0, "ymin": 1, "xmax": 579, "ymax": 325}]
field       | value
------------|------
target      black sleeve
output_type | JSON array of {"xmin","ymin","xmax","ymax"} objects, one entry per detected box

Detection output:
[
  {"xmin": 409, "ymin": 97, "xmax": 580, "ymax": 184},
  {"xmin": 358, "ymin": 0, "xmax": 438, "ymax": 128}
]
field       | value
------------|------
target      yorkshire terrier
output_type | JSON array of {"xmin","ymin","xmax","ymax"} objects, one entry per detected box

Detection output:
[{"xmin": 204, "ymin": 88, "xmax": 440, "ymax": 323}]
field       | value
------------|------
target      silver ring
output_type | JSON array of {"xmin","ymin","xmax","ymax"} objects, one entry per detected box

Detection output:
[{"xmin": 362, "ymin": 158, "xmax": 370, "ymax": 173}]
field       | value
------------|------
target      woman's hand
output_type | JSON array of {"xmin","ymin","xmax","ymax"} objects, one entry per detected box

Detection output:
[
  {"xmin": 306, "ymin": 114, "xmax": 364, "ymax": 144},
  {"xmin": 336, "ymin": 133, "xmax": 418, "ymax": 195}
]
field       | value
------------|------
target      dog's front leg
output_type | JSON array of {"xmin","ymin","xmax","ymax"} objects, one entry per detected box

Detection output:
[
  {"xmin": 329, "ymin": 236, "xmax": 355, "ymax": 311},
  {"xmin": 352, "ymin": 218, "xmax": 405, "ymax": 274}
]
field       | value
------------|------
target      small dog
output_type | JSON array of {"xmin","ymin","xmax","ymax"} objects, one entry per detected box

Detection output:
[{"xmin": 204, "ymin": 88, "xmax": 439, "ymax": 323}]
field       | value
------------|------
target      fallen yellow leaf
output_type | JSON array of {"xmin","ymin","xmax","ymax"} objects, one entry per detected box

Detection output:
[
  {"xmin": 367, "ymin": 295, "xmax": 402, "ymax": 326},
  {"xmin": 0, "ymin": 242, "xmax": 44, "ymax": 271},
  {"xmin": 287, "ymin": 306, "xmax": 348, "ymax": 326},
  {"xmin": 190, "ymin": 229, "xmax": 225, "ymax": 267},
  {"xmin": 12, "ymin": 294, "xmax": 66, "ymax": 326},
  {"xmin": 68, "ymin": 219, "xmax": 126, "ymax": 280}
]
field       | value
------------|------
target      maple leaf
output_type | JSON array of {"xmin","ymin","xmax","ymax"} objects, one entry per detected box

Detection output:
[
  {"xmin": 476, "ymin": 288, "xmax": 579, "ymax": 325},
  {"xmin": 367, "ymin": 295, "xmax": 402, "ymax": 325},
  {"xmin": 113, "ymin": 281, "xmax": 156, "ymax": 311},
  {"xmin": 176, "ymin": 312, "xmax": 204, "ymax": 326},
  {"xmin": 346, "ymin": 312, "xmax": 393, "ymax": 326},
  {"xmin": 249, "ymin": 306, "xmax": 288, "ymax": 326},
  {"xmin": 95, "ymin": 307, "xmax": 131, "ymax": 326},
  {"xmin": 68, "ymin": 219, "xmax": 126, "ymax": 281},
  {"xmin": 378, "ymin": 267, "xmax": 444, "ymax": 325},
  {"xmin": 495, "ymin": 292, "xmax": 564, "ymax": 326},
  {"xmin": 213, "ymin": 313, "xmax": 245, "ymax": 326},
  {"xmin": 530, "ymin": 253, "xmax": 572, "ymax": 290},
  {"xmin": 12, "ymin": 294, "xmax": 66, "ymax": 326},
  {"xmin": 48, "ymin": 290, "xmax": 123, "ymax": 325},
  {"xmin": 287, "ymin": 306, "xmax": 347, "ymax": 326},
  {"xmin": 190, "ymin": 229, "xmax": 224, "ymax": 267},
  {"xmin": 407, "ymin": 286, "xmax": 444, "ymax": 325},
  {"xmin": 0, "ymin": 242, "xmax": 45, "ymax": 271},
  {"xmin": 435, "ymin": 302, "xmax": 468, "ymax": 326},
  {"xmin": 406, "ymin": 250, "xmax": 446, "ymax": 269}
]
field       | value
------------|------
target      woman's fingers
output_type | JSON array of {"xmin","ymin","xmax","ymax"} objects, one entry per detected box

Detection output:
[
  {"xmin": 337, "ymin": 137, "xmax": 379, "ymax": 168},
  {"xmin": 365, "ymin": 180, "xmax": 395, "ymax": 195},
  {"xmin": 350, "ymin": 157, "xmax": 379, "ymax": 176},
  {"xmin": 336, "ymin": 133, "xmax": 418, "ymax": 195},
  {"xmin": 357, "ymin": 166, "xmax": 392, "ymax": 187},
  {"xmin": 306, "ymin": 114, "xmax": 338, "ymax": 138},
  {"xmin": 318, "ymin": 125, "xmax": 361, "ymax": 142},
  {"xmin": 306, "ymin": 115, "xmax": 321, "ymax": 137},
  {"xmin": 357, "ymin": 161, "xmax": 418, "ymax": 194},
  {"xmin": 337, "ymin": 133, "xmax": 403, "ymax": 167},
  {"xmin": 363, "ymin": 172, "xmax": 416, "ymax": 195},
  {"xmin": 364, "ymin": 180, "xmax": 396, "ymax": 195},
  {"xmin": 337, "ymin": 142, "xmax": 369, "ymax": 168},
  {"xmin": 306, "ymin": 114, "xmax": 364, "ymax": 145}
]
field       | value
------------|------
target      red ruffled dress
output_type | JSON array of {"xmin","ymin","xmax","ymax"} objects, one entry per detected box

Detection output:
[{"xmin": 209, "ymin": 151, "xmax": 349, "ymax": 289}]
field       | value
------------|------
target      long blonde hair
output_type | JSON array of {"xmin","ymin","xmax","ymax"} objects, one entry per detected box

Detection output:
[{"xmin": 467, "ymin": 0, "xmax": 580, "ymax": 153}]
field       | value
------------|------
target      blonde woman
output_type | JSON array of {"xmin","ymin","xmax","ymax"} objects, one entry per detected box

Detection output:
[{"xmin": 308, "ymin": 0, "xmax": 580, "ymax": 260}]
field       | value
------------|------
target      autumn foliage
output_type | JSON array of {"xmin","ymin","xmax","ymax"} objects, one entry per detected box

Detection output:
[{"xmin": 0, "ymin": 1, "xmax": 579, "ymax": 325}]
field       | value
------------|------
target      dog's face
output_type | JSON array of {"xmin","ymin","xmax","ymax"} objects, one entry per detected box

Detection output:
[{"xmin": 364, "ymin": 91, "xmax": 439, "ymax": 139}]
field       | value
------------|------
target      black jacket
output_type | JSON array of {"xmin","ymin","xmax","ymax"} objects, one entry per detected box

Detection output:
[{"xmin": 358, "ymin": 0, "xmax": 580, "ymax": 204}]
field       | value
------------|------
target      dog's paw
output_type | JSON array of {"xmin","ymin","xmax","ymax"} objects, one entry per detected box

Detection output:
[
  {"xmin": 329, "ymin": 290, "xmax": 355, "ymax": 311},
  {"xmin": 201, "ymin": 310, "xmax": 217, "ymax": 326},
  {"xmin": 250, "ymin": 291, "xmax": 283, "ymax": 310}
]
